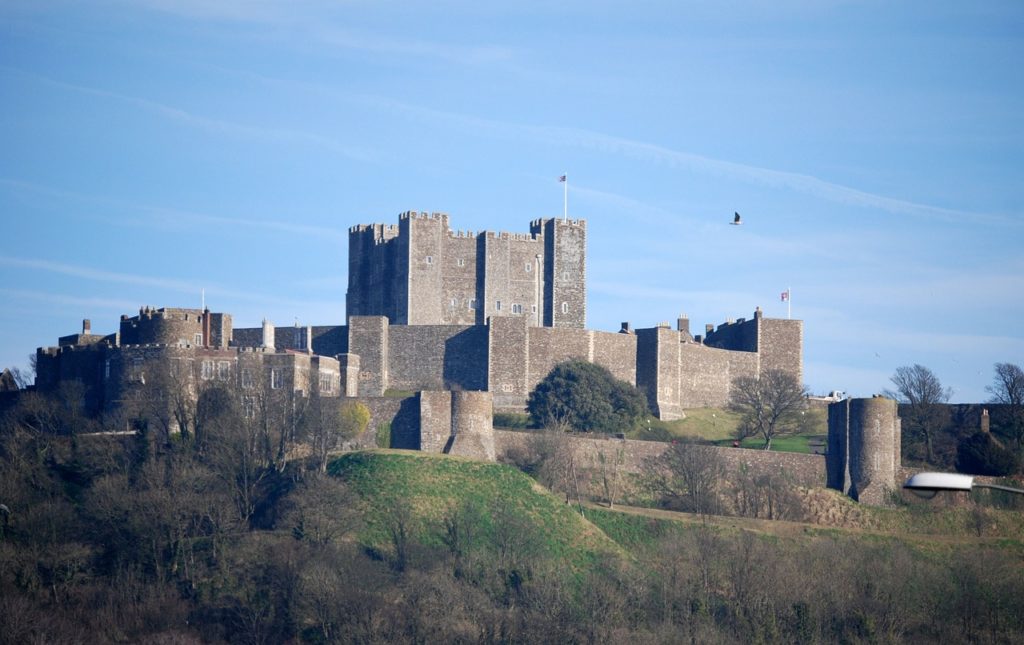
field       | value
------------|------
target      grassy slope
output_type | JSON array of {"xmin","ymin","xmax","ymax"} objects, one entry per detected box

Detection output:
[
  {"xmin": 328, "ymin": 450, "xmax": 624, "ymax": 570},
  {"xmin": 328, "ymin": 451, "xmax": 1024, "ymax": 567}
]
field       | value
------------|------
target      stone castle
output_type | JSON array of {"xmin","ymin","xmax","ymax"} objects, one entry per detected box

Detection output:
[{"xmin": 30, "ymin": 210, "xmax": 901, "ymax": 503}]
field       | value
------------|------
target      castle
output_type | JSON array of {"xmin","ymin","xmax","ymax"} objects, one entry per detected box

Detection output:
[{"xmin": 29, "ymin": 210, "xmax": 901, "ymax": 502}]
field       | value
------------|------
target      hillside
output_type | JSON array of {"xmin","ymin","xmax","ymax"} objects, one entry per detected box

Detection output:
[{"xmin": 328, "ymin": 450, "xmax": 625, "ymax": 572}]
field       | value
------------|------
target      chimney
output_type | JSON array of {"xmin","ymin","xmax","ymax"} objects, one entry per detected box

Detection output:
[
  {"xmin": 620, "ymin": 322, "xmax": 632, "ymax": 334},
  {"xmin": 981, "ymin": 408, "xmax": 990, "ymax": 434},
  {"xmin": 261, "ymin": 319, "xmax": 276, "ymax": 350},
  {"xmin": 82, "ymin": 319, "xmax": 91, "ymax": 335},
  {"xmin": 676, "ymin": 314, "xmax": 689, "ymax": 335}
]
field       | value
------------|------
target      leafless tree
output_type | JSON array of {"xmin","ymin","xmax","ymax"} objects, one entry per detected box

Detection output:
[
  {"xmin": 987, "ymin": 362, "xmax": 1024, "ymax": 450},
  {"xmin": 729, "ymin": 369, "xmax": 808, "ymax": 450},
  {"xmin": 885, "ymin": 364, "xmax": 952, "ymax": 464},
  {"xmin": 644, "ymin": 442, "xmax": 724, "ymax": 518},
  {"xmin": 597, "ymin": 445, "xmax": 625, "ymax": 508}
]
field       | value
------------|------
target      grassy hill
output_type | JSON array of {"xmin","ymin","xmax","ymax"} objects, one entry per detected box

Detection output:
[{"xmin": 328, "ymin": 450, "xmax": 625, "ymax": 572}]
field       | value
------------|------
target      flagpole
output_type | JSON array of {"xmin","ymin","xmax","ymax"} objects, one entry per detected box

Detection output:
[
  {"xmin": 563, "ymin": 173, "xmax": 568, "ymax": 222},
  {"xmin": 787, "ymin": 286, "xmax": 791, "ymax": 320}
]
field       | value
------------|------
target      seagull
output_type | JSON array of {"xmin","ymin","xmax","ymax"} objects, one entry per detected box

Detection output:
[{"xmin": 731, "ymin": 212, "xmax": 742, "ymax": 225}]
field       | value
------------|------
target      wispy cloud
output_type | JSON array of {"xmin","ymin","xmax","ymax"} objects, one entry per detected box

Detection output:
[
  {"xmin": 0, "ymin": 256, "xmax": 201, "ymax": 292},
  {"xmin": 0, "ymin": 255, "xmax": 344, "ymax": 312},
  {"xmin": 362, "ymin": 98, "xmax": 1016, "ymax": 226},
  {"xmin": 0, "ymin": 287, "xmax": 139, "ymax": 312},
  {"xmin": 0, "ymin": 177, "xmax": 347, "ymax": 243},
  {"xmin": 142, "ymin": 206, "xmax": 347, "ymax": 242},
  {"xmin": 9, "ymin": 69, "xmax": 374, "ymax": 161}
]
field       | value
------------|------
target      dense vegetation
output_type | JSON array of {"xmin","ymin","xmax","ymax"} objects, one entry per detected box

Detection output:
[
  {"xmin": 2, "ymin": 380, "xmax": 1024, "ymax": 643},
  {"xmin": 527, "ymin": 360, "xmax": 647, "ymax": 433},
  {"xmin": 2, "ymin": 410, "xmax": 1024, "ymax": 642}
]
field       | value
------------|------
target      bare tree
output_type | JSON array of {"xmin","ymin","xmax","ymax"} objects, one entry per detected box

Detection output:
[
  {"xmin": 729, "ymin": 369, "xmax": 808, "ymax": 450},
  {"xmin": 986, "ymin": 362, "xmax": 1024, "ymax": 451},
  {"xmin": 884, "ymin": 364, "xmax": 951, "ymax": 465},
  {"xmin": 644, "ymin": 442, "xmax": 724, "ymax": 518}
]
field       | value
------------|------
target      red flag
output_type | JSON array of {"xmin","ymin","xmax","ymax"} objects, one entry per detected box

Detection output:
[
  {"xmin": 780, "ymin": 290, "xmax": 790, "ymax": 302},
  {"xmin": 558, "ymin": 175, "xmax": 566, "ymax": 182}
]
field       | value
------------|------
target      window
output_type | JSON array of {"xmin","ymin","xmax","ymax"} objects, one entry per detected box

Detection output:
[
  {"xmin": 425, "ymin": 255, "xmax": 433, "ymax": 265},
  {"xmin": 496, "ymin": 300, "xmax": 502, "ymax": 311},
  {"xmin": 531, "ymin": 305, "xmax": 537, "ymax": 314},
  {"xmin": 271, "ymin": 368, "xmax": 284, "ymax": 390},
  {"xmin": 130, "ymin": 358, "xmax": 144, "ymax": 383},
  {"xmin": 241, "ymin": 368, "xmax": 254, "ymax": 389},
  {"xmin": 501, "ymin": 384, "xmax": 514, "ymax": 392},
  {"xmin": 201, "ymin": 360, "xmax": 214, "ymax": 380},
  {"xmin": 450, "ymin": 298, "xmax": 458, "ymax": 307},
  {"xmin": 468, "ymin": 299, "xmax": 477, "ymax": 310},
  {"xmin": 194, "ymin": 333, "xmax": 203, "ymax": 345},
  {"xmin": 457, "ymin": 258, "xmax": 465, "ymax": 267},
  {"xmin": 104, "ymin": 359, "xmax": 111, "ymax": 380},
  {"xmin": 217, "ymin": 361, "xmax": 231, "ymax": 381},
  {"xmin": 319, "ymin": 371, "xmax": 335, "ymax": 393},
  {"xmin": 512, "ymin": 304, "xmax": 523, "ymax": 314},
  {"xmin": 525, "ymin": 262, "xmax": 532, "ymax": 273},
  {"xmin": 561, "ymin": 302, "xmax": 569, "ymax": 314}
]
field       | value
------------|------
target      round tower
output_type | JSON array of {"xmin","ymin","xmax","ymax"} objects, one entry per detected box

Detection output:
[
  {"xmin": 847, "ymin": 396, "xmax": 899, "ymax": 505},
  {"xmin": 448, "ymin": 391, "xmax": 496, "ymax": 461}
]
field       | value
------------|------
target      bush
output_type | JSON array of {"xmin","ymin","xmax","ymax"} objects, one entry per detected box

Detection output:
[
  {"xmin": 956, "ymin": 432, "xmax": 1020, "ymax": 476},
  {"xmin": 493, "ymin": 412, "xmax": 531, "ymax": 429},
  {"xmin": 527, "ymin": 360, "xmax": 648, "ymax": 433}
]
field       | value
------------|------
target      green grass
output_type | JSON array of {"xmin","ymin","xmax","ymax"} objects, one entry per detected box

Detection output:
[
  {"xmin": 711, "ymin": 434, "xmax": 827, "ymax": 454},
  {"xmin": 625, "ymin": 406, "xmax": 827, "ymax": 454},
  {"xmin": 328, "ymin": 450, "xmax": 623, "ymax": 570}
]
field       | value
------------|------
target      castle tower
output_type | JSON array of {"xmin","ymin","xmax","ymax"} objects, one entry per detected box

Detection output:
[
  {"xmin": 534, "ymin": 218, "xmax": 586, "ymax": 328},
  {"xmin": 346, "ymin": 212, "xmax": 585, "ymax": 329},
  {"xmin": 827, "ymin": 396, "xmax": 902, "ymax": 505}
]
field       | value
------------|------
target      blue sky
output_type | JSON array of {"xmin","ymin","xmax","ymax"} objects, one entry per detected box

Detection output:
[{"xmin": 1, "ymin": 1, "xmax": 1022, "ymax": 402}]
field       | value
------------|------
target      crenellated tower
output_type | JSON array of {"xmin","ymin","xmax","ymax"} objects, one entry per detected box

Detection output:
[{"xmin": 346, "ymin": 212, "xmax": 586, "ymax": 328}]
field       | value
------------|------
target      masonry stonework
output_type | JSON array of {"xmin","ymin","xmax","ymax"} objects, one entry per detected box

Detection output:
[{"xmin": 827, "ymin": 397, "xmax": 901, "ymax": 505}]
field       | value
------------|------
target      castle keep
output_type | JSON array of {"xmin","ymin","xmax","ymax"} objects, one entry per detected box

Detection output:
[{"xmin": 347, "ymin": 212, "xmax": 586, "ymax": 328}]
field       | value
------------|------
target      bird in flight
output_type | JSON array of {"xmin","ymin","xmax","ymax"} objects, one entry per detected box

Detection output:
[{"xmin": 731, "ymin": 212, "xmax": 743, "ymax": 225}]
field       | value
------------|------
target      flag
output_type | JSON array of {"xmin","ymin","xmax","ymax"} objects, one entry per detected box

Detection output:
[
  {"xmin": 780, "ymin": 290, "xmax": 790, "ymax": 302},
  {"xmin": 558, "ymin": 175, "xmax": 566, "ymax": 182}
]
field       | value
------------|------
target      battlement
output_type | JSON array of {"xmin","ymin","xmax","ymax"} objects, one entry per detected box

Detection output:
[
  {"xmin": 483, "ymin": 230, "xmax": 544, "ymax": 242},
  {"xmin": 529, "ymin": 217, "xmax": 586, "ymax": 231},
  {"xmin": 399, "ymin": 210, "xmax": 449, "ymax": 226}
]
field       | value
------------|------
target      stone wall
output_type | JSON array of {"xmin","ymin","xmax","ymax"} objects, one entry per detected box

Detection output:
[
  {"xmin": 347, "ymin": 316, "xmax": 389, "ymax": 396},
  {"xmin": 353, "ymin": 395, "xmax": 418, "ymax": 449},
  {"xmin": 418, "ymin": 391, "xmax": 452, "ymax": 453},
  {"xmin": 758, "ymin": 317, "xmax": 803, "ymax": 383},
  {"xmin": 494, "ymin": 430, "xmax": 826, "ymax": 496},
  {"xmin": 488, "ymin": 316, "xmax": 530, "ymax": 410},
  {"xmin": 387, "ymin": 324, "xmax": 487, "ymax": 391},
  {"xmin": 677, "ymin": 342, "xmax": 759, "ymax": 408}
]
